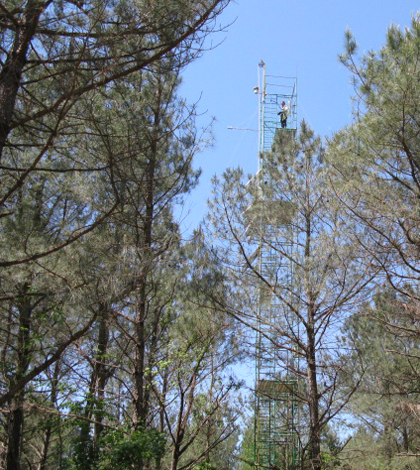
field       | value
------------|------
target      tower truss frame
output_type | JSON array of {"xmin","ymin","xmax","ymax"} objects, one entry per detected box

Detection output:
[{"xmin": 252, "ymin": 61, "xmax": 300, "ymax": 470}]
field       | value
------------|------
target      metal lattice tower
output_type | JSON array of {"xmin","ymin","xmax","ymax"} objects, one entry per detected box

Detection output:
[{"xmin": 252, "ymin": 61, "xmax": 300, "ymax": 470}]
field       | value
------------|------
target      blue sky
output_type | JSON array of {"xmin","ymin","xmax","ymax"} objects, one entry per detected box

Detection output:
[{"xmin": 178, "ymin": 0, "xmax": 419, "ymax": 231}]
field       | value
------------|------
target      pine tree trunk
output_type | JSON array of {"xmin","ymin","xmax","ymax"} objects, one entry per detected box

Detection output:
[
  {"xmin": 6, "ymin": 284, "xmax": 33, "ymax": 470},
  {"xmin": 304, "ymin": 174, "xmax": 322, "ymax": 470},
  {"xmin": 0, "ymin": 0, "xmax": 43, "ymax": 160},
  {"xmin": 134, "ymin": 84, "xmax": 160, "ymax": 429},
  {"xmin": 135, "ymin": 282, "xmax": 148, "ymax": 427},
  {"xmin": 38, "ymin": 361, "xmax": 61, "ymax": 470},
  {"xmin": 307, "ymin": 325, "xmax": 321, "ymax": 470},
  {"xmin": 93, "ymin": 304, "xmax": 110, "ymax": 443},
  {"xmin": 6, "ymin": 402, "xmax": 24, "ymax": 470},
  {"xmin": 170, "ymin": 447, "xmax": 181, "ymax": 470}
]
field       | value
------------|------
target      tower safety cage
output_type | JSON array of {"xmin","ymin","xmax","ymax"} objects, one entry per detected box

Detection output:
[{"xmin": 250, "ymin": 61, "xmax": 301, "ymax": 470}]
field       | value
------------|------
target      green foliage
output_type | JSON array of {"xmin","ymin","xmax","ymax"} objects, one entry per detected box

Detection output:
[
  {"xmin": 195, "ymin": 462, "xmax": 218, "ymax": 470},
  {"xmin": 97, "ymin": 428, "xmax": 166, "ymax": 470},
  {"xmin": 339, "ymin": 290, "xmax": 420, "ymax": 469},
  {"xmin": 320, "ymin": 453, "xmax": 340, "ymax": 470},
  {"xmin": 72, "ymin": 421, "xmax": 98, "ymax": 470},
  {"xmin": 72, "ymin": 425, "xmax": 166, "ymax": 470},
  {"xmin": 320, "ymin": 433, "xmax": 344, "ymax": 470},
  {"xmin": 237, "ymin": 419, "xmax": 255, "ymax": 470},
  {"xmin": 329, "ymin": 18, "xmax": 420, "ymax": 466}
]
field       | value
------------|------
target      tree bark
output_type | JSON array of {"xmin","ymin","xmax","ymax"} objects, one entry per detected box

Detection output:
[
  {"xmin": 306, "ymin": 324, "xmax": 321, "ymax": 470},
  {"xmin": 0, "ymin": 0, "xmax": 44, "ymax": 160},
  {"xmin": 134, "ymin": 83, "xmax": 161, "ymax": 428},
  {"xmin": 93, "ymin": 303, "xmax": 110, "ymax": 443},
  {"xmin": 5, "ymin": 283, "xmax": 33, "ymax": 470},
  {"xmin": 38, "ymin": 360, "xmax": 61, "ymax": 470},
  {"xmin": 304, "ymin": 168, "xmax": 321, "ymax": 470}
]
